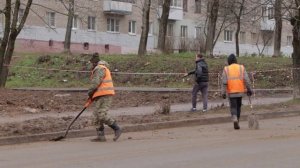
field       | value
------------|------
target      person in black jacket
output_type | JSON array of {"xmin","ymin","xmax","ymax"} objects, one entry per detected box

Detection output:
[{"xmin": 184, "ymin": 54, "xmax": 209, "ymax": 112}]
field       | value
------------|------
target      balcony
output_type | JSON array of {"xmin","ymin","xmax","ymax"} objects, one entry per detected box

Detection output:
[
  {"xmin": 103, "ymin": 0, "xmax": 132, "ymax": 15},
  {"xmin": 260, "ymin": 17, "xmax": 275, "ymax": 30},
  {"xmin": 158, "ymin": 6, "xmax": 183, "ymax": 21}
]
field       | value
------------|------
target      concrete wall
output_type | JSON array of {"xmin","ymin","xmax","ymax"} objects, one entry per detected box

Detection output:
[{"xmin": 13, "ymin": 25, "xmax": 157, "ymax": 54}]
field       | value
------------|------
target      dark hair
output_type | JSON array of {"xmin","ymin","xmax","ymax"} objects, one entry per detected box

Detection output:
[
  {"xmin": 227, "ymin": 54, "xmax": 237, "ymax": 65},
  {"xmin": 196, "ymin": 54, "xmax": 203, "ymax": 58}
]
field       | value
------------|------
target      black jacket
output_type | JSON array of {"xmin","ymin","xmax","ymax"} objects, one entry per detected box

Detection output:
[{"xmin": 188, "ymin": 58, "xmax": 209, "ymax": 83}]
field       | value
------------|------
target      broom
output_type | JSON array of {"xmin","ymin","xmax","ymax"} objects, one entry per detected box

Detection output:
[{"xmin": 247, "ymin": 96, "xmax": 259, "ymax": 130}]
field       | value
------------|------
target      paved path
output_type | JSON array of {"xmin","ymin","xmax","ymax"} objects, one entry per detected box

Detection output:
[
  {"xmin": 1, "ymin": 116, "xmax": 300, "ymax": 168},
  {"xmin": 0, "ymin": 96, "xmax": 293, "ymax": 123},
  {"xmin": 14, "ymin": 87, "xmax": 293, "ymax": 92}
]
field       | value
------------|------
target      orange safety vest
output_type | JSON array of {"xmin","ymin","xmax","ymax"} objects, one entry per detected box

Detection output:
[
  {"xmin": 91, "ymin": 65, "xmax": 115, "ymax": 98},
  {"xmin": 224, "ymin": 64, "xmax": 246, "ymax": 94}
]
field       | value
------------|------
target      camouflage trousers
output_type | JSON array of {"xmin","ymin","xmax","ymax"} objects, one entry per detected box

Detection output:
[{"xmin": 93, "ymin": 95, "xmax": 115, "ymax": 127}]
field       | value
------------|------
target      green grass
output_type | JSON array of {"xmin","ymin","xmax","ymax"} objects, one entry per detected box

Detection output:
[{"xmin": 6, "ymin": 52, "xmax": 293, "ymax": 88}]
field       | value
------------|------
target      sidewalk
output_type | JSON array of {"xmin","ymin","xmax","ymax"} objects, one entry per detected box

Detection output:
[{"xmin": 0, "ymin": 96, "xmax": 293, "ymax": 124}]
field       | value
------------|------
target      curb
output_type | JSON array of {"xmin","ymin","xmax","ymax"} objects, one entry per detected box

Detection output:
[{"xmin": 1, "ymin": 110, "xmax": 300, "ymax": 146}]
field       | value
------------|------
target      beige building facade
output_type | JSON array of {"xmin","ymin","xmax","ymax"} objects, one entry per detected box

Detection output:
[{"xmin": 0, "ymin": 0, "xmax": 294, "ymax": 56}]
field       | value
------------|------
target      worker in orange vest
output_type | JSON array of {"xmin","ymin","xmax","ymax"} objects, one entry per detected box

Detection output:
[
  {"xmin": 88, "ymin": 53, "xmax": 122, "ymax": 141},
  {"xmin": 221, "ymin": 54, "xmax": 253, "ymax": 130}
]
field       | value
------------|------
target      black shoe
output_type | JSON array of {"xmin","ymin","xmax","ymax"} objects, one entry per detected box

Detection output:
[{"xmin": 234, "ymin": 122, "xmax": 240, "ymax": 130}]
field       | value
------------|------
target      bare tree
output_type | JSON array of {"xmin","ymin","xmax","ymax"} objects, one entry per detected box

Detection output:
[
  {"xmin": 138, "ymin": 0, "xmax": 151, "ymax": 56},
  {"xmin": 224, "ymin": 0, "xmax": 265, "ymax": 57},
  {"xmin": 273, "ymin": 0, "xmax": 282, "ymax": 57},
  {"xmin": 0, "ymin": 0, "xmax": 33, "ymax": 87},
  {"xmin": 231, "ymin": 0, "xmax": 246, "ymax": 57},
  {"xmin": 157, "ymin": 0, "xmax": 171, "ymax": 53},
  {"xmin": 62, "ymin": 0, "xmax": 75, "ymax": 53},
  {"xmin": 291, "ymin": 0, "xmax": 300, "ymax": 98},
  {"xmin": 205, "ymin": 0, "xmax": 219, "ymax": 56},
  {"xmin": 255, "ymin": 30, "xmax": 273, "ymax": 55}
]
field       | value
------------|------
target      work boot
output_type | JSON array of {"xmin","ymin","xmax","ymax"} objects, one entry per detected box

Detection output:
[
  {"xmin": 232, "ymin": 115, "xmax": 240, "ymax": 130},
  {"xmin": 109, "ymin": 122, "xmax": 122, "ymax": 141},
  {"xmin": 91, "ymin": 127, "xmax": 106, "ymax": 142},
  {"xmin": 233, "ymin": 121, "xmax": 240, "ymax": 130}
]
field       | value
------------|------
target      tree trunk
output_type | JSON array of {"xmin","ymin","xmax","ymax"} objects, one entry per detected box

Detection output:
[
  {"xmin": 0, "ymin": 0, "xmax": 33, "ymax": 87},
  {"xmin": 234, "ymin": 0, "xmax": 245, "ymax": 57},
  {"xmin": 157, "ymin": 0, "xmax": 171, "ymax": 53},
  {"xmin": 235, "ymin": 18, "xmax": 240, "ymax": 57},
  {"xmin": 0, "ymin": 36, "xmax": 17, "ymax": 87},
  {"xmin": 273, "ymin": 0, "xmax": 282, "ymax": 57},
  {"xmin": 0, "ymin": 0, "xmax": 12, "ymax": 77},
  {"xmin": 205, "ymin": 0, "xmax": 219, "ymax": 57},
  {"xmin": 291, "ymin": 4, "xmax": 300, "ymax": 98},
  {"xmin": 138, "ymin": 0, "xmax": 151, "ymax": 56},
  {"xmin": 64, "ymin": 0, "xmax": 74, "ymax": 53}
]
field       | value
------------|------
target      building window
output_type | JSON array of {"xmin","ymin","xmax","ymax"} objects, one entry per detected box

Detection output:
[
  {"xmin": 183, "ymin": 0, "xmax": 188, "ymax": 12},
  {"xmin": 287, "ymin": 36, "xmax": 292, "ymax": 46},
  {"xmin": 83, "ymin": 42, "xmax": 89, "ymax": 50},
  {"xmin": 181, "ymin": 25, "xmax": 188, "ymax": 38},
  {"xmin": 148, "ymin": 22, "xmax": 153, "ymax": 35},
  {"xmin": 72, "ymin": 15, "xmax": 78, "ymax": 29},
  {"xmin": 167, "ymin": 23, "xmax": 174, "ymax": 36},
  {"xmin": 262, "ymin": 6, "xmax": 274, "ymax": 20},
  {"xmin": 46, "ymin": 12, "xmax": 56, "ymax": 27},
  {"xmin": 240, "ymin": 31, "xmax": 246, "ymax": 44},
  {"xmin": 195, "ymin": 0, "xmax": 201, "ymax": 13},
  {"xmin": 251, "ymin": 8, "xmax": 259, "ymax": 21},
  {"xmin": 18, "ymin": 8, "xmax": 24, "ymax": 23},
  {"xmin": 128, "ymin": 20, "xmax": 136, "ymax": 34},
  {"xmin": 171, "ymin": 0, "xmax": 182, "ymax": 8},
  {"xmin": 113, "ymin": 0, "xmax": 136, "ymax": 3},
  {"xmin": 224, "ymin": 30, "xmax": 233, "ymax": 42},
  {"xmin": 251, "ymin": 32, "xmax": 257, "ymax": 44},
  {"xmin": 88, "ymin": 16, "xmax": 96, "ymax": 30},
  {"xmin": 262, "ymin": 6, "xmax": 267, "ymax": 17},
  {"xmin": 195, "ymin": 27, "xmax": 201, "ymax": 39},
  {"xmin": 1, "ymin": 15, "xmax": 4, "ymax": 28},
  {"xmin": 107, "ymin": 18, "xmax": 120, "ymax": 32},
  {"xmin": 268, "ymin": 7, "xmax": 274, "ymax": 19}
]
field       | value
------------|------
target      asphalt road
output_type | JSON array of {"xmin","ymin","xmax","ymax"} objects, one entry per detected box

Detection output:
[{"xmin": 1, "ymin": 116, "xmax": 300, "ymax": 168}]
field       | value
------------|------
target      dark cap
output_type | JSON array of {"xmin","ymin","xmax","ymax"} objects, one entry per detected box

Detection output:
[
  {"xmin": 90, "ymin": 52, "xmax": 100, "ymax": 63},
  {"xmin": 228, "ymin": 54, "xmax": 237, "ymax": 65}
]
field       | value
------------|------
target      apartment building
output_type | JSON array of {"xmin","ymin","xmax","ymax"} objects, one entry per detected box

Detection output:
[{"xmin": 0, "ymin": 0, "xmax": 294, "ymax": 56}]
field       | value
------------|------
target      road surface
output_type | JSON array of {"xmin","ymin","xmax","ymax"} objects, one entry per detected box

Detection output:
[{"xmin": 1, "ymin": 116, "xmax": 300, "ymax": 168}]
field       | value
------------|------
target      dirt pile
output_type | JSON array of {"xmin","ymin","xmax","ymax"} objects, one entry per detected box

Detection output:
[
  {"xmin": 0, "ymin": 89, "xmax": 193, "ymax": 137},
  {"xmin": 1, "ymin": 89, "xmax": 298, "ymax": 138}
]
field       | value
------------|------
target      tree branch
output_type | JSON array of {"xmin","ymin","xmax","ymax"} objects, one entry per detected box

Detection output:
[
  {"xmin": 29, "ymin": 8, "xmax": 58, "ymax": 33},
  {"xmin": 31, "ymin": 3, "xmax": 68, "ymax": 16}
]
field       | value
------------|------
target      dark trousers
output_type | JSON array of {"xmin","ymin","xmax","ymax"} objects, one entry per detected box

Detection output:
[
  {"xmin": 229, "ymin": 97, "xmax": 242, "ymax": 120},
  {"xmin": 192, "ymin": 82, "xmax": 208, "ymax": 110}
]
